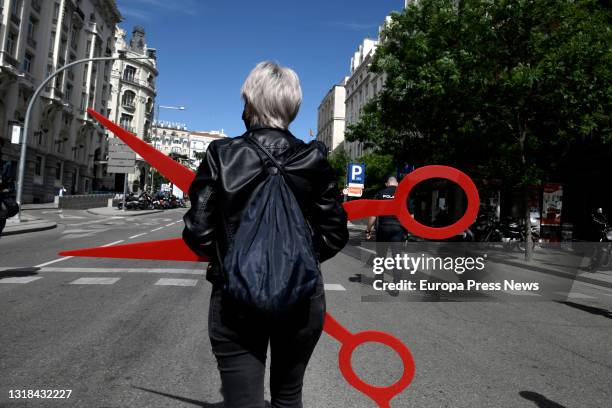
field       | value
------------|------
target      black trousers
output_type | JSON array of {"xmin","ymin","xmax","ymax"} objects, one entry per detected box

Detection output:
[
  {"xmin": 376, "ymin": 226, "xmax": 406, "ymax": 282},
  {"xmin": 208, "ymin": 277, "xmax": 325, "ymax": 408},
  {"xmin": 0, "ymin": 217, "xmax": 6, "ymax": 238}
]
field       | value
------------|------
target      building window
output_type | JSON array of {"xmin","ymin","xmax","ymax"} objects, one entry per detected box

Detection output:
[
  {"xmin": 82, "ymin": 63, "xmax": 88, "ymax": 86},
  {"xmin": 27, "ymin": 17, "xmax": 37, "ymax": 42},
  {"xmin": 53, "ymin": 2, "xmax": 60, "ymax": 22},
  {"xmin": 65, "ymin": 83, "xmax": 73, "ymax": 100},
  {"xmin": 121, "ymin": 90, "xmax": 135, "ymax": 107},
  {"xmin": 11, "ymin": 0, "xmax": 22, "ymax": 16},
  {"xmin": 35, "ymin": 155, "xmax": 43, "ymax": 176},
  {"xmin": 55, "ymin": 162, "xmax": 63, "ymax": 180},
  {"xmin": 6, "ymin": 32, "xmax": 17, "ymax": 57},
  {"xmin": 23, "ymin": 53, "xmax": 33, "ymax": 73},
  {"xmin": 49, "ymin": 31, "xmax": 56, "ymax": 53},
  {"xmin": 80, "ymin": 92, "xmax": 86, "ymax": 110},
  {"xmin": 70, "ymin": 27, "xmax": 79, "ymax": 49},
  {"xmin": 85, "ymin": 39, "xmax": 91, "ymax": 55},
  {"xmin": 123, "ymin": 66, "xmax": 136, "ymax": 82},
  {"xmin": 120, "ymin": 114, "xmax": 132, "ymax": 130}
]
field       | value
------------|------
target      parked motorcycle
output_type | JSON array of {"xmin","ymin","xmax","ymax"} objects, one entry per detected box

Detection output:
[{"xmin": 473, "ymin": 214, "xmax": 538, "ymax": 251}]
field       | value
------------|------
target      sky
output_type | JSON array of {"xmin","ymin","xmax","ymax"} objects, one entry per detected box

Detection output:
[{"xmin": 114, "ymin": 0, "xmax": 404, "ymax": 141}]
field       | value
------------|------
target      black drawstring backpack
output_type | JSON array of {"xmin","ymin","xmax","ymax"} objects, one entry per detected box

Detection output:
[{"xmin": 221, "ymin": 132, "xmax": 320, "ymax": 315}]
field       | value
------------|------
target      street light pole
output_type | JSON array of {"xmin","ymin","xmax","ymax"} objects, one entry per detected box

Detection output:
[{"xmin": 16, "ymin": 54, "xmax": 152, "ymax": 220}]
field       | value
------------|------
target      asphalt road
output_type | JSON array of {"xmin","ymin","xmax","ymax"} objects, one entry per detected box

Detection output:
[{"xmin": 1, "ymin": 208, "xmax": 611, "ymax": 407}]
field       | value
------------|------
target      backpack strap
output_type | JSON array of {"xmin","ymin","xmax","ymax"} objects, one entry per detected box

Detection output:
[
  {"xmin": 245, "ymin": 132, "xmax": 291, "ymax": 179},
  {"xmin": 244, "ymin": 132, "xmax": 312, "ymax": 220}
]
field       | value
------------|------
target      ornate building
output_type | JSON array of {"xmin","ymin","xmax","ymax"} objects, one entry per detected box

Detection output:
[
  {"xmin": 104, "ymin": 25, "xmax": 157, "ymax": 192},
  {"xmin": 0, "ymin": 0, "xmax": 121, "ymax": 202}
]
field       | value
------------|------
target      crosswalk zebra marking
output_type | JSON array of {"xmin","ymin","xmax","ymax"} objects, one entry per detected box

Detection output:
[
  {"xmin": 0, "ymin": 276, "xmax": 44, "ymax": 284},
  {"xmin": 69, "ymin": 277, "xmax": 120, "ymax": 285},
  {"xmin": 155, "ymin": 278, "xmax": 198, "ymax": 287},
  {"xmin": 324, "ymin": 284, "xmax": 346, "ymax": 291}
]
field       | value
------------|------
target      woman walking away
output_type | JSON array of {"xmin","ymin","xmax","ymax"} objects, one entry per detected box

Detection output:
[{"xmin": 183, "ymin": 61, "xmax": 348, "ymax": 408}]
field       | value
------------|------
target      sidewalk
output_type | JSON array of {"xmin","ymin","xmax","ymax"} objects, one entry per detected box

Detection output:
[
  {"xmin": 1, "ymin": 213, "xmax": 57, "ymax": 236},
  {"xmin": 87, "ymin": 207, "xmax": 164, "ymax": 217}
]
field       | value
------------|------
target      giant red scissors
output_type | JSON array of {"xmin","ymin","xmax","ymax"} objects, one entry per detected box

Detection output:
[{"xmin": 60, "ymin": 109, "xmax": 479, "ymax": 407}]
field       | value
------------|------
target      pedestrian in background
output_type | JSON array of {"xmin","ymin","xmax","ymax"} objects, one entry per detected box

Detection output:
[
  {"xmin": 366, "ymin": 176, "xmax": 407, "ymax": 289},
  {"xmin": 182, "ymin": 61, "xmax": 348, "ymax": 408},
  {"xmin": 0, "ymin": 140, "xmax": 18, "ymax": 237}
]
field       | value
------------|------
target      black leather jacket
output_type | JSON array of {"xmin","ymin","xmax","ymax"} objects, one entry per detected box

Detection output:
[{"xmin": 182, "ymin": 126, "xmax": 348, "ymax": 283}]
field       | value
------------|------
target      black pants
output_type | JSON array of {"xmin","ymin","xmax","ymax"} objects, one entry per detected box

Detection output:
[
  {"xmin": 208, "ymin": 277, "xmax": 325, "ymax": 408},
  {"xmin": 0, "ymin": 217, "xmax": 6, "ymax": 238},
  {"xmin": 376, "ymin": 226, "xmax": 406, "ymax": 282}
]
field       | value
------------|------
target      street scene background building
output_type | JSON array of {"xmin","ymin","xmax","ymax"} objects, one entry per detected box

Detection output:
[{"xmin": 0, "ymin": 0, "xmax": 121, "ymax": 203}]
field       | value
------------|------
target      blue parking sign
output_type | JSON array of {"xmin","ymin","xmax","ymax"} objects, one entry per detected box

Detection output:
[{"xmin": 347, "ymin": 163, "xmax": 365, "ymax": 186}]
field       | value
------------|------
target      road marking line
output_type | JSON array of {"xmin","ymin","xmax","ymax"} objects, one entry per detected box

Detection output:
[
  {"xmin": 165, "ymin": 223, "xmax": 175, "ymax": 227},
  {"xmin": 357, "ymin": 246, "xmax": 377, "ymax": 255},
  {"xmin": 69, "ymin": 277, "xmax": 120, "ymax": 285},
  {"xmin": 150, "ymin": 227, "xmax": 164, "ymax": 232},
  {"xmin": 36, "ymin": 267, "xmax": 205, "ymax": 275},
  {"xmin": 0, "ymin": 276, "xmax": 44, "ymax": 284},
  {"xmin": 67, "ymin": 219, "xmax": 111, "ymax": 226},
  {"xmin": 101, "ymin": 240, "xmax": 124, "ymax": 247},
  {"xmin": 324, "ymin": 283, "xmax": 346, "ymax": 291},
  {"xmin": 155, "ymin": 278, "xmax": 198, "ymax": 286},
  {"xmin": 59, "ymin": 214, "xmax": 85, "ymax": 219},
  {"xmin": 129, "ymin": 233, "xmax": 147, "ymax": 239},
  {"xmin": 35, "ymin": 256, "xmax": 74, "ymax": 268}
]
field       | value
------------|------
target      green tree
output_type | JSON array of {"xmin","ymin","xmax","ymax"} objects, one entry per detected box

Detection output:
[
  {"xmin": 360, "ymin": 152, "xmax": 396, "ymax": 197},
  {"xmin": 327, "ymin": 148, "xmax": 350, "ymax": 189},
  {"xmin": 347, "ymin": 0, "xmax": 611, "ymax": 259}
]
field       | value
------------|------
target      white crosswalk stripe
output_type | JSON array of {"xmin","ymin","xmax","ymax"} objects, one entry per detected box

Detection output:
[
  {"xmin": 324, "ymin": 283, "xmax": 346, "ymax": 291},
  {"xmin": 155, "ymin": 278, "xmax": 198, "ymax": 286},
  {"xmin": 69, "ymin": 277, "xmax": 120, "ymax": 285},
  {"xmin": 0, "ymin": 276, "xmax": 44, "ymax": 284}
]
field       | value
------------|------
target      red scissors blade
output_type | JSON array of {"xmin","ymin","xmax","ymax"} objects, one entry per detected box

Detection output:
[
  {"xmin": 87, "ymin": 108, "xmax": 195, "ymax": 193},
  {"xmin": 59, "ymin": 238, "xmax": 208, "ymax": 262},
  {"xmin": 343, "ymin": 199, "xmax": 396, "ymax": 221}
]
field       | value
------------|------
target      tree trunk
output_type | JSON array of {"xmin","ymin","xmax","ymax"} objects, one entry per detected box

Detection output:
[
  {"xmin": 517, "ymin": 113, "xmax": 533, "ymax": 261},
  {"xmin": 524, "ymin": 186, "xmax": 533, "ymax": 261}
]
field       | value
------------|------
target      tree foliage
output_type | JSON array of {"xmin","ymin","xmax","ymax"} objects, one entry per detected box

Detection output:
[
  {"xmin": 346, "ymin": 0, "xmax": 611, "ymax": 257},
  {"xmin": 347, "ymin": 0, "xmax": 611, "ymax": 187}
]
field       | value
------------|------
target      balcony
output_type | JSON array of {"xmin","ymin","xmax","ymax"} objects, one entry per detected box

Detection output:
[
  {"xmin": 122, "ymin": 75, "xmax": 138, "ymax": 86},
  {"xmin": 2, "ymin": 54, "xmax": 19, "ymax": 69},
  {"xmin": 121, "ymin": 102, "xmax": 136, "ymax": 112},
  {"xmin": 121, "ymin": 126, "xmax": 136, "ymax": 134}
]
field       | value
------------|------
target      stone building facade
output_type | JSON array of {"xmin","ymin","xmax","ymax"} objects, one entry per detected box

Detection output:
[{"xmin": 0, "ymin": 0, "xmax": 121, "ymax": 203}]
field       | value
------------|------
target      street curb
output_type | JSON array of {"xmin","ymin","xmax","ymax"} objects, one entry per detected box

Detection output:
[{"xmin": 1, "ymin": 222, "xmax": 57, "ymax": 236}]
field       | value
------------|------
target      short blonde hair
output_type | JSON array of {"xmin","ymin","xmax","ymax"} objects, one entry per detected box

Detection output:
[{"xmin": 241, "ymin": 61, "xmax": 302, "ymax": 129}]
